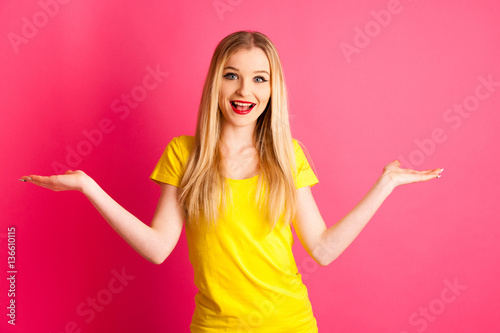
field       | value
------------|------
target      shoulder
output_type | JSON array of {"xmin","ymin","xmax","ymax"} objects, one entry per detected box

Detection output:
[
  {"xmin": 150, "ymin": 135, "xmax": 195, "ymax": 186},
  {"xmin": 168, "ymin": 135, "xmax": 195, "ymax": 153},
  {"xmin": 291, "ymin": 138, "xmax": 301, "ymax": 151},
  {"xmin": 290, "ymin": 137, "xmax": 319, "ymax": 187},
  {"xmin": 291, "ymin": 137, "xmax": 310, "ymax": 150},
  {"xmin": 173, "ymin": 135, "xmax": 195, "ymax": 153},
  {"xmin": 160, "ymin": 135, "xmax": 195, "ymax": 166},
  {"xmin": 291, "ymin": 138, "xmax": 308, "ymax": 161}
]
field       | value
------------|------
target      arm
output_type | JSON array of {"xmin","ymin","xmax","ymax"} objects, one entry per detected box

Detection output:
[
  {"xmin": 20, "ymin": 170, "xmax": 184, "ymax": 265},
  {"xmin": 292, "ymin": 160, "xmax": 443, "ymax": 266}
]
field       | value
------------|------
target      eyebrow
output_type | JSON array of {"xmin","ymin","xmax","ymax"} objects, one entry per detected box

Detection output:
[{"xmin": 223, "ymin": 66, "xmax": 270, "ymax": 76}]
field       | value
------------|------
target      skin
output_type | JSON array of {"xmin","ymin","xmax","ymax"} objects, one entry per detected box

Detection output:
[
  {"xmin": 218, "ymin": 47, "xmax": 271, "ymax": 179},
  {"xmin": 19, "ymin": 47, "xmax": 443, "ymax": 266}
]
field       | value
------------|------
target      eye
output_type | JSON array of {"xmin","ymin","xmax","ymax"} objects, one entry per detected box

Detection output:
[
  {"xmin": 254, "ymin": 76, "xmax": 268, "ymax": 83},
  {"xmin": 223, "ymin": 73, "xmax": 238, "ymax": 80}
]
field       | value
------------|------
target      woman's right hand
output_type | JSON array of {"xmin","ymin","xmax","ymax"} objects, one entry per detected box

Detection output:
[
  {"xmin": 19, "ymin": 170, "xmax": 184, "ymax": 264},
  {"xmin": 19, "ymin": 170, "xmax": 90, "ymax": 192}
]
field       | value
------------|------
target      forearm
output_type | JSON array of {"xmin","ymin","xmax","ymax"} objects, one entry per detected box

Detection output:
[
  {"xmin": 319, "ymin": 174, "xmax": 394, "ymax": 263},
  {"xmin": 82, "ymin": 178, "xmax": 163, "ymax": 264}
]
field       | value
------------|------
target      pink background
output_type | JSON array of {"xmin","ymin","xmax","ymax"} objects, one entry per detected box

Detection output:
[{"xmin": 2, "ymin": 0, "xmax": 499, "ymax": 332}]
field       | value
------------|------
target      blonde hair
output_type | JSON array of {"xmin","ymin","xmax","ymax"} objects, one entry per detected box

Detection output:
[{"xmin": 178, "ymin": 31, "xmax": 297, "ymax": 232}]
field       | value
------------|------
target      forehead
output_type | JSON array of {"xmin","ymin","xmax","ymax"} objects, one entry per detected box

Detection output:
[{"xmin": 224, "ymin": 47, "xmax": 270, "ymax": 72}]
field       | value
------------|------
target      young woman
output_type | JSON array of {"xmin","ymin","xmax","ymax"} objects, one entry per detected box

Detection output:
[{"xmin": 20, "ymin": 31, "xmax": 443, "ymax": 332}]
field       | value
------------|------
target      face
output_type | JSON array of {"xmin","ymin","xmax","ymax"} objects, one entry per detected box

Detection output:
[{"xmin": 218, "ymin": 47, "xmax": 271, "ymax": 130}]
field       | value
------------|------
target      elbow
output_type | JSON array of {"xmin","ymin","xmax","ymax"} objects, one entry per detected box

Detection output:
[
  {"xmin": 149, "ymin": 235, "xmax": 176, "ymax": 265},
  {"xmin": 151, "ymin": 251, "xmax": 170, "ymax": 265},
  {"xmin": 151, "ymin": 256, "xmax": 165, "ymax": 265},
  {"xmin": 313, "ymin": 233, "xmax": 342, "ymax": 266},
  {"xmin": 312, "ymin": 245, "xmax": 340, "ymax": 266},
  {"xmin": 317, "ymin": 259, "xmax": 330, "ymax": 267},
  {"xmin": 315, "ymin": 255, "xmax": 336, "ymax": 267},
  {"xmin": 149, "ymin": 250, "xmax": 170, "ymax": 265}
]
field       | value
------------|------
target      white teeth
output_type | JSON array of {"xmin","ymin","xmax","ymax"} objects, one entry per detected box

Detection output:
[{"xmin": 232, "ymin": 101, "xmax": 254, "ymax": 106}]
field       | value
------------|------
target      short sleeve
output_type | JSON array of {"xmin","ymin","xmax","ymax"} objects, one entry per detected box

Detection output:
[
  {"xmin": 293, "ymin": 139, "xmax": 319, "ymax": 189},
  {"xmin": 150, "ymin": 136, "xmax": 192, "ymax": 187}
]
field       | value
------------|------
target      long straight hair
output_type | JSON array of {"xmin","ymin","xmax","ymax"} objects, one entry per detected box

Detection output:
[{"xmin": 178, "ymin": 31, "xmax": 297, "ymax": 232}]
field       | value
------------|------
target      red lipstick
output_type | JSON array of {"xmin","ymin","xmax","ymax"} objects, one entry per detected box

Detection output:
[{"xmin": 230, "ymin": 100, "xmax": 256, "ymax": 115}]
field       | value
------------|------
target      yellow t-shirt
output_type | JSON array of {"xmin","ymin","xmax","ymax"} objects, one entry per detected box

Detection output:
[{"xmin": 150, "ymin": 135, "xmax": 319, "ymax": 333}]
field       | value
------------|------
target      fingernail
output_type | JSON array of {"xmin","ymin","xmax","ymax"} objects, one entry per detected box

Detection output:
[
  {"xmin": 436, "ymin": 175, "xmax": 441, "ymax": 178},
  {"xmin": 27, "ymin": 177, "xmax": 32, "ymax": 180},
  {"xmin": 18, "ymin": 179, "xmax": 27, "ymax": 182},
  {"xmin": 440, "ymin": 168, "xmax": 444, "ymax": 173}
]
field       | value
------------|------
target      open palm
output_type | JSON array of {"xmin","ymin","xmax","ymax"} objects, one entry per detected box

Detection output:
[
  {"xmin": 19, "ymin": 170, "xmax": 89, "ymax": 192},
  {"xmin": 382, "ymin": 160, "xmax": 442, "ymax": 188}
]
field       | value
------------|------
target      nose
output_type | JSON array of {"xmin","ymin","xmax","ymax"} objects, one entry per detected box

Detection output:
[{"xmin": 236, "ymin": 78, "xmax": 251, "ymax": 97}]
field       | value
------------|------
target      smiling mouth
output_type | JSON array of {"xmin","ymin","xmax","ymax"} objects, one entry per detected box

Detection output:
[{"xmin": 230, "ymin": 101, "xmax": 256, "ymax": 114}]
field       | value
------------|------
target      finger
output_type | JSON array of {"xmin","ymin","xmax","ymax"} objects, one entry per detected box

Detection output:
[
  {"xmin": 383, "ymin": 160, "xmax": 400, "ymax": 172},
  {"xmin": 427, "ymin": 172, "xmax": 442, "ymax": 180},
  {"xmin": 25, "ymin": 175, "xmax": 53, "ymax": 186},
  {"xmin": 413, "ymin": 168, "xmax": 440, "ymax": 175},
  {"xmin": 396, "ymin": 169, "xmax": 443, "ymax": 185},
  {"xmin": 402, "ymin": 167, "xmax": 443, "ymax": 175},
  {"xmin": 26, "ymin": 174, "xmax": 46, "ymax": 182},
  {"xmin": 415, "ymin": 171, "xmax": 442, "ymax": 181},
  {"xmin": 23, "ymin": 174, "xmax": 65, "ymax": 191},
  {"xmin": 422, "ymin": 168, "xmax": 443, "ymax": 177},
  {"xmin": 420, "ymin": 168, "xmax": 442, "ymax": 173},
  {"xmin": 19, "ymin": 175, "xmax": 37, "ymax": 183},
  {"xmin": 402, "ymin": 174, "xmax": 433, "ymax": 184}
]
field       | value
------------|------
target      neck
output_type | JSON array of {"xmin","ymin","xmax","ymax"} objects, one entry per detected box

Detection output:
[{"xmin": 220, "ymin": 121, "xmax": 256, "ymax": 152}]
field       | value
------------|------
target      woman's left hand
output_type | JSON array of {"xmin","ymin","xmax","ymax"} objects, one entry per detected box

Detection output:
[{"xmin": 382, "ymin": 160, "xmax": 443, "ymax": 189}]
